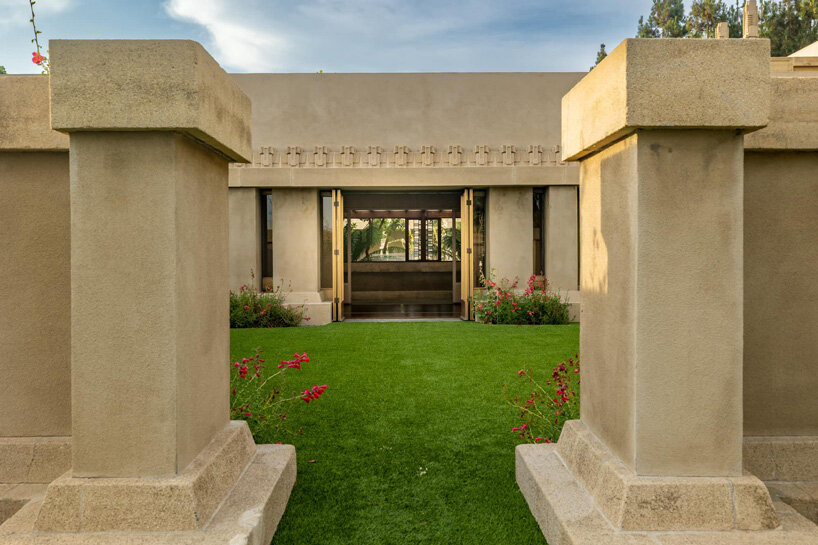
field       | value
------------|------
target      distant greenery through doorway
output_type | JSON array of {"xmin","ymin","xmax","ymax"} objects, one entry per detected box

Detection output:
[{"xmin": 230, "ymin": 322, "xmax": 579, "ymax": 545}]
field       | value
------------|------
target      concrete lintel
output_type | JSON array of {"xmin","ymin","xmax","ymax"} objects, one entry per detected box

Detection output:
[
  {"xmin": 0, "ymin": 76, "xmax": 69, "ymax": 151},
  {"xmin": 229, "ymin": 164, "xmax": 580, "ymax": 188},
  {"xmin": 562, "ymin": 38, "xmax": 771, "ymax": 161},
  {"xmin": 49, "ymin": 40, "xmax": 252, "ymax": 162}
]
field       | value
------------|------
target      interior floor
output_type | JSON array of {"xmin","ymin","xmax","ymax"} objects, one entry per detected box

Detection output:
[{"xmin": 344, "ymin": 303, "xmax": 461, "ymax": 320}]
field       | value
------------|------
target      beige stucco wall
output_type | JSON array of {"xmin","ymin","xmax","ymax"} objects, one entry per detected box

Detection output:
[
  {"xmin": 271, "ymin": 188, "xmax": 321, "ymax": 295},
  {"xmin": 70, "ymin": 132, "xmax": 229, "ymax": 477},
  {"xmin": 744, "ymin": 151, "xmax": 818, "ymax": 436},
  {"xmin": 0, "ymin": 152, "xmax": 71, "ymax": 437},
  {"xmin": 545, "ymin": 186, "xmax": 579, "ymax": 292},
  {"xmin": 229, "ymin": 188, "xmax": 262, "ymax": 292},
  {"xmin": 486, "ymin": 187, "xmax": 533, "ymax": 286},
  {"xmin": 580, "ymin": 131, "xmax": 744, "ymax": 477},
  {"xmin": 232, "ymin": 72, "xmax": 583, "ymax": 155}
]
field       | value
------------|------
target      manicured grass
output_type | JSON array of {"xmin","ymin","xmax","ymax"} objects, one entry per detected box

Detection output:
[{"xmin": 230, "ymin": 321, "xmax": 579, "ymax": 545}]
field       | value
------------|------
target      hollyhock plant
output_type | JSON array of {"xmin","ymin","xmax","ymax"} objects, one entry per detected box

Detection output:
[
  {"xmin": 503, "ymin": 354, "xmax": 580, "ymax": 443},
  {"xmin": 473, "ymin": 271, "xmax": 570, "ymax": 325},
  {"xmin": 231, "ymin": 348, "xmax": 326, "ymax": 442}
]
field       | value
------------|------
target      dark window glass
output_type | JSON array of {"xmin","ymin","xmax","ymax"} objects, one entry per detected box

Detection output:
[
  {"xmin": 533, "ymin": 188, "xmax": 545, "ymax": 276},
  {"xmin": 473, "ymin": 190, "xmax": 486, "ymax": 284},
  {"xmin": 320, "ymin": 191, "xmax": 333, "ymax": 289},
  {"xmin": 261, "ymin": 191, "xmax": 273, "ymax": 279}
]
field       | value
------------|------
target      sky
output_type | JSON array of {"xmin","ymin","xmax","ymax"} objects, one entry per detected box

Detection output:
[{"xmin": 1, "ymin": 0, "xmax": 651, "ymax": 74}]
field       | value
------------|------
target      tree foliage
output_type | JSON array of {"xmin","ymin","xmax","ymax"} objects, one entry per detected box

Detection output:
[
  {"xmin": 759, "ymin": 0, "xmax": 818, "ymax": 55},
  {"xmin": 591, "ymin": 43, "xmax": 608, "ymax": 69},
  {"xmin": 631, "ymin": 0, "xmax": 817, "ymax": 56}
]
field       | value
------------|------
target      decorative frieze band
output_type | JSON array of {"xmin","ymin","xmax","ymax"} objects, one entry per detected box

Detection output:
[{"xmin": 234, "ymin": 144, "xmax": 565, "ymax": 168}]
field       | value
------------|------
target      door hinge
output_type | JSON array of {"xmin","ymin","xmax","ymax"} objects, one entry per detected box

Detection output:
[
  {"xmin": 466, "ymin": 199, "xmax": 472, "ymax": 206},
  {"xmin": 334, "ymin": 297, "xmax": 340, "ymax": 304},
  {"xmin": 334, "ymin": 200, "xmax": 340, "ymax": 207},
  {"xmin": 334, "ymin": 249, "xmax": 339, "ymax": 255},
  {"xmin": 467, "ymin": 248, "xmax": 472, "ymax": 254}
]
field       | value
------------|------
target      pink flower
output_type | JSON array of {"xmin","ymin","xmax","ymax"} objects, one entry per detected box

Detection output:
[{"xmin": 243, "ymin": 305, "xmax": 250, "ymax": 310}]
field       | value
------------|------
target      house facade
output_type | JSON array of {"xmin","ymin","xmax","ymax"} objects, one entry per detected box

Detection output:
[{"xmin": 227, "ymin": 73, "xmax": 584, "ymax": 323}]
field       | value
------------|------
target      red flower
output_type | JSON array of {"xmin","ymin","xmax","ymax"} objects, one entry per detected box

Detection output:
[
  {"xmin": 32, "ymin": 52, "xmax": 46, "ymax": 65},
  {"xmin": 243, "ymin": 305, "xmax": 250, "ymax": 310}
]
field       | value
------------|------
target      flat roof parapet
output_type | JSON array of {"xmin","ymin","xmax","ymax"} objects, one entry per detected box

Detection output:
[{"xmin": 0, "ymin": 76, "xmax": 69, "ymax": 151}]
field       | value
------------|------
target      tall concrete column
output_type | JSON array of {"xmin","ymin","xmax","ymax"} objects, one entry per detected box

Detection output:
[
  {"xmin": 229, "ymin": 187, "xmax": 262, "ymax": 292},
  {"xmin": 271, "ymin": 188, "xmax": 331, "ymax": 324},
  {"xmin": 487, "ymin": 187, "xmax": 533, "ymax": 287},
  {"xmin": 0, "ymin": 76, "xmax": 72, "ymax": 485},
  {"xmin": 28, "ymin": 41, "xmax": 296, "ymax": 540},
  {"xmin": 516, "ymin": 39, "xmax": 796, "ymax": 543}
]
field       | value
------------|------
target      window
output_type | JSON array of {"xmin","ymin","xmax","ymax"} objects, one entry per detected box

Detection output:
[
  {"xmin": 533, "ymin": 188, "xmax": 545, "ymax": 276},
  {"xmin": 346, "ymin": 218, "xmax": 407, "ymax": 262},
  {"xmin": 473, "ymin": 191, "xmax": 486, "ymax": 283},
  {"xmin": 320, "ymin": 191, "xmax": 333, "ymax": 289},
  {"xmin": 344, "ymin": 215, "xmax": 458, "ymax": 263},
  {"xmin": 260, "ymin": 191, "xmax": 273, "ymax": 279}
]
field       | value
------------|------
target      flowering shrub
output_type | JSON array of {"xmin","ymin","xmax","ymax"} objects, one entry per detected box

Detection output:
[
  {"xmin": 473, "ymin": 272, "xmax": 571, "ymax": 325},
  {"xmin": 230, "ymin": 281, "xmax": 305, "ymax": 328},
  {"xmin": 503, "ymin": 354, "xmax": 580, "ymax": 444},
  {"xmin": 231, "ymin": 349, "xmax": 327, "ymax": 442}
]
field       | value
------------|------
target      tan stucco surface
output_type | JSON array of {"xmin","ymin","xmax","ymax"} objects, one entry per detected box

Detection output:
[
  {"xmin": 744, "ymin": 75, "xmax": 818, "ymax": 151},
  {"xmin": 49, "ymin": 40, "xmax": 252, "ymax": 162},
  {"xmin": 486, "ymin": 187, "xmax": 533, "ymax": 286},
  {"xmin": 579, "ymin": 136, "xmax": 637, "ymax": 470},
  {"xmin": 744, "ymin": 151, "xmax": 818, "ymax": 436},
  {"xmin": 562, "ymin": 38, "xmax": 771, "ymax": 161},
  {"xmin": 0, "ymin": 76, "xmax": 68, "ymax": 151},
  {"xmin": 70, "ymin": 132, "xmax": 229, "ymax": 477},
  {"xmin": 271, "ymin": 189, "xmax": 321, "ymax": 294},
  {"xmin": 580, "ymin": 131, "xmax": 744, "ymax": 476},
  {"xmin": 0, "ymin": 152, "xmax": 71, "ymax": 437},
  {"xmin": 232, "ymin": 72, "xmax": 583, "ymax": 155},
  {"xmin": 545, "ymin": 186, "xmax": 579, "ymax": 292},
  {"xmin": 229, "ymin": 188, "xmax": 262, "ymax": 292}
]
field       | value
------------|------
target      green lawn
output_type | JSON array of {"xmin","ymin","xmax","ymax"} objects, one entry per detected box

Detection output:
[{"xmin": 230, "ymin": 321, "xmax": 579, "ymax": 545}]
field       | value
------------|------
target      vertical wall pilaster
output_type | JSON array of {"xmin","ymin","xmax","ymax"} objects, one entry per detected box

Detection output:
[
  {"xmin": 487, "ymin": 187, "xmax": 533, "ymax": 287},
  {"xmin": 229, "ymin": 187, "xmax": 262, "ymax": 292},
  {"xmin": 544, "ymin": 186, "xmax": 578, "ymax": 292}
]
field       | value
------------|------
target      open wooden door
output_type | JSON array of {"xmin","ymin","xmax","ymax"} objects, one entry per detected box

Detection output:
[
  {"xmin": 460, "ymin": 189, "xmax": 474, "ymax": 320},
  {"xmin": 331, "ymin": 189, "xmax": 345, "ymax": 321}
]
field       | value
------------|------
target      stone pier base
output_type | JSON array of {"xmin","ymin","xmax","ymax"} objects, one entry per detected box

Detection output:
[
  {"xmin": 0, "ymin": 422, "xmax": 296, "ymax": 545},
  {"xmin": 517, "ymin": 423, "xmax": 818, "ymax": 545}
]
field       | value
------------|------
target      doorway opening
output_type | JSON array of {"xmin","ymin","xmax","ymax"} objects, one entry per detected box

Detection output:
[{"xmin": 322, "ymin": 190, "xmax": 485, "ymax": 321}]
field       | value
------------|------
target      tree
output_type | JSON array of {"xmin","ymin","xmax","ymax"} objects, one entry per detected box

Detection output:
[
  {"xmin": 687, "ymin": 0, "xmax": 743, "ymax": 37},
  {"xmin": 0, "ymin": 66, "xmax": 6, "ymax": 74},
  {"xmin": 637, "ymin": 0, "xmax": 688, "ymax": 37},
  {"xmin": 628, "ymin": 0, "xmax": 817, "ymax": 56},
  {"xmin": 759, "ymin": 0, "xmax": 818, "ymax": 56},
  {"xmin": 591, "ymin": 43, "xmax": 608, "ymax": 69}
]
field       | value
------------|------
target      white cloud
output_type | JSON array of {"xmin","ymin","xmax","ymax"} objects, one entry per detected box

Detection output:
[
  {"xmin": 162, "ymin": 0, "xmax": 649, "ymax": 73},
  {"xmin": 0, "ymin": 0, "xmax": 72, "ymax": 26},
  {"xmin": 164, "ymin": 0, "xmax": 288, "ymax": 72}
]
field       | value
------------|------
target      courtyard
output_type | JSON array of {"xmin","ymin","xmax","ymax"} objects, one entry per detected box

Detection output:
[{"xmin": 230, "ymin": 322, "xmax": 579, "ymax": 545}]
